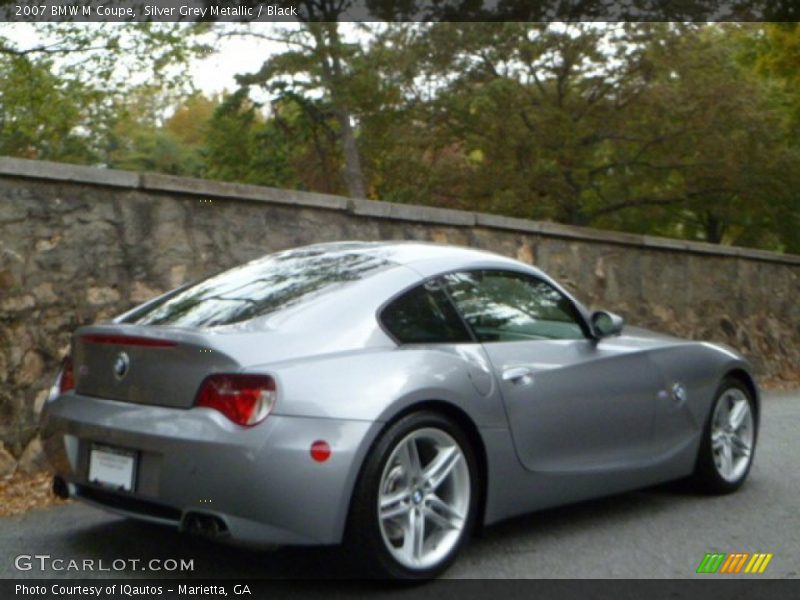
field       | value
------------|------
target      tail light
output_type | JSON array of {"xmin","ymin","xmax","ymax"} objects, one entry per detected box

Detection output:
[
  {"xmin": 195, "ymin": 374, "xmax": 277, "ymax": 427},
  {"xmin": 58, "ymin": 356, "xmax": 75, "ymax": 394},
  {"xmin": 48, "ymin": 355, "xmax": 75, "ymax": 402},
  {"xmin": 81, "ymin": 334, "xmax": 176, "ymax": 348}
]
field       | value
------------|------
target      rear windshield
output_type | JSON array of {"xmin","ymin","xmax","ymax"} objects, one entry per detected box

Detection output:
[{"xmin": 120, "ymin": 246, "xmax": 393, "ymax": 328}]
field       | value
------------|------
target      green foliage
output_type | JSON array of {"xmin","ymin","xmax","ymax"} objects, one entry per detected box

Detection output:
[
  {"xmin": 751, "ymin": 23, "xmax": 800, "ymax": 130},
  {"xmin": 204, "ymin": 90, "xmax": 336, "ymax": 191},
  {"xmin": 0, "ymin": 23, "xmax": 210, "ymax": 165},
  {"xmin": 347, "ymin": 23, "xmax": 800, "ymax": 252},
  {"xmin": 0, "ymin": 54, "xmax": 94, "ymax": 162},
  {"xmin": 204, "ymin": 90, "xmax": 277, "ymax": 185}
]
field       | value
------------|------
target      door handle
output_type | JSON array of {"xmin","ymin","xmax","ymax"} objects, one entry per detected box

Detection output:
[{"xmin": 502, "ymin": 367, "xmax": 533, "ymax": 386}]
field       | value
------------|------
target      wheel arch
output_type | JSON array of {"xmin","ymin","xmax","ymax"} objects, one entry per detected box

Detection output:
[
  {"xmin": 344, "ymin": 398, "xmax": 490, "ymax": 540},
  {"xmin": 724, "ymin": 368, "xmax": 760, "ymax": 425},
  {"xmin": 689, "ymin": 366, "xmax": 760, "ymax": 494}
]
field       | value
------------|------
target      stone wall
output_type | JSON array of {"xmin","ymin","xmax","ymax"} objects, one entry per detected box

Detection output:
[{"xmin": 1, "ymin": 157, "xmax": 798, "ymax": 475}]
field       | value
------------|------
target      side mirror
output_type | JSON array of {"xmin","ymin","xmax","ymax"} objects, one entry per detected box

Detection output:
[{"xmin": 591, "ymin": 310, "xmax": 624, "ymax": 339}]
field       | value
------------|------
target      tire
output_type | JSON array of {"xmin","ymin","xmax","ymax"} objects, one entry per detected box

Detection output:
[
  {"xmin": 692, "ymin": 378, "xmax": 757, "ymax": 494},
  {"xmin": 346, "ymin": 411, "xmax": 479, "ymax": 580}
]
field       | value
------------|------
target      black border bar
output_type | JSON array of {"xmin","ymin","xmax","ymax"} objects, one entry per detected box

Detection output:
[
  {"xmin": 4, "ymin": 578, "xmax": 800, "ymax": 600},
  {"xmin": 1, "ymin": 0, "xmax": 799, "ymax": 22}
]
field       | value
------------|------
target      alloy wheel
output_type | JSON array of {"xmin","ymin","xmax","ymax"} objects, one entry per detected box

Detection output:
[
  {"xmin": 710, "ymin": 388, "xmax": 754, "ymax": 483},
  {"xmin": 377, "ymin": 427, "xmax": 471, "ymax": 570}
]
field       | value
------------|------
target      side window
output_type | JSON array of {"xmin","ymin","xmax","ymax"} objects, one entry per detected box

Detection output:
[
  {"xmin": 442, "ymin": 270, "xmax": 586, "ymax": 342},
  {"xmin": 381, "ymin": 281, "xmax": 472, "ymax": 344}
]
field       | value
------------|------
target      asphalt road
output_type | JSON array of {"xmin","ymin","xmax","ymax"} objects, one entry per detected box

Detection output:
[{"xmin": 1, "ymin": 391, "xmax": 798, "ymax": 580}]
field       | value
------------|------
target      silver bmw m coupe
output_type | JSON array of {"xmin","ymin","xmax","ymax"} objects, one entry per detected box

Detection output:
[{"xmin": 42, "ymin": 241, "xmax": 758, "ymax": 579}]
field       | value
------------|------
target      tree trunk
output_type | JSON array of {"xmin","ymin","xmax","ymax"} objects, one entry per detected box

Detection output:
[
  {"xmin": 307, "ymin": 20, "xmax": 367, "ymax": 199},
  {"xmin": 333, "ymin": 106, "xmax": 367, "ymax": 198},
  {"xmin": 703, "ymin": 212, "xmax": 726, "ymax": 244}
]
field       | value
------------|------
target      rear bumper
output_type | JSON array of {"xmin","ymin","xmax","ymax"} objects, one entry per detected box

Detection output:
[{"xmin": 41, "ymin": 393, "xmax": 379, "ymax": 547}]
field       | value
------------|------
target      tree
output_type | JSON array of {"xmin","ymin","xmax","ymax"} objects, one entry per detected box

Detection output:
[
  {"xmin": 203, "ymin": 90, "xmax": 338, "ymax": 191},
  {"xmin": 100, "ymin": 88, "xmax": 213, "ymax": 176},
  {"xmin": 224, "ymin": 3, "xmax": 368, "ymax": 197},
  {"xmin": 203, "ymin": 90, "xmax": 292, "ymax": 187},
  {"xmin": 743, "ymin": 23, "xmax": 800, "ymax": 252},
  {"xmin": 0, "ymin": 53, "xmax": 94, "ymax": 161},
  {"xmin": 361, "ymin": 23, "xmax": 797, "ymax": 250},
  {"xmin": 0, "ymin": 23, "xmax": 210, "ymax": 164},
  {"xmin": 376, "ymin": 23, "xmax": 695, "ymax": 224}
]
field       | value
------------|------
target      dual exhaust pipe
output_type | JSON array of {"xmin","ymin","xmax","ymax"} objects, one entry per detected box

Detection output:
[{"xmin": 52, "ymin": 475, "xmax": 228, "ymax": 541}]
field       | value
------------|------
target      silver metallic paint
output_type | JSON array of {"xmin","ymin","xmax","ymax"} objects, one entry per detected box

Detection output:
[{"xmin": 41, "ymin": 241, "xmax": 759, "ymax": 547}]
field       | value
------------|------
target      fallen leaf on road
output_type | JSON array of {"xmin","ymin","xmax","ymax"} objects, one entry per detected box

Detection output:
[{"xmin": 0, "ymin": 471, "xmax": 68, "ymax": 517}]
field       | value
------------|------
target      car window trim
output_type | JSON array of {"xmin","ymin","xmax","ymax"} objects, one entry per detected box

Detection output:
[
  {"xmin": 437, "ymin": 268, "xmax": 593, "ymax": 342},
  {"xmin": 376, "ymin": 277, "xmax": 478, "ymax": 346},
  {"xmin": 434, "ymin": 275, "xmax": 480, "ymax": 344}
]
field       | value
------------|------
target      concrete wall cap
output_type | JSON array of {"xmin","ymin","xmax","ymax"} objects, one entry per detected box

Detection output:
[{"xmin": 1, "ymin": 156, "xmax": 798, "ymax": 266}]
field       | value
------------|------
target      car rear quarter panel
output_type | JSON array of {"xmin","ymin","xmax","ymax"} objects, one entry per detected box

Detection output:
[
  {"xmin": 244, "ymin": 344, "xmax": 516, "ymax": 531},
  {"xmin": 257, "ymin": 345, "xmax": 508, "ymax": 428}
]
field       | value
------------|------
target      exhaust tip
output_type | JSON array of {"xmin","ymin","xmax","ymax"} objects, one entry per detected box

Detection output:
[
  {"xmin": 52, "ymin": 475, "xmax": 70, "ymax": 499},
  {"xmin": 182, "ymin": 512, "xmax": 229, "ymax": 539}
]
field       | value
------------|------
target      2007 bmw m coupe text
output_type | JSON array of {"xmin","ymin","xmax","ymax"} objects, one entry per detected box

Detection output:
[{"xmin": 42, "ymin": 242, "xmax": 759, "ymax": 579}]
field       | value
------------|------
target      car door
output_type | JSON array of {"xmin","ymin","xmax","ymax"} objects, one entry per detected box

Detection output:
[{"xmin": 441, "ymin": 269, "xmax": 663, "ymax": 473}]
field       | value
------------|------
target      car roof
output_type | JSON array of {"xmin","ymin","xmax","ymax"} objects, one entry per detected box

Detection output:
[{"xmin": 298, "ymin": 240, "xmax": 537, "ymax": 277}]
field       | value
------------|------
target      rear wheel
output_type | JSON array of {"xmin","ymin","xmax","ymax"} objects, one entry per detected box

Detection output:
[
  {"xmin": 692, "ymin": 378, "xmax": 757, "ymax": 494},
  {"xmin": 346, "ymin": 411, "xmax": 478, "ymax": 580}
]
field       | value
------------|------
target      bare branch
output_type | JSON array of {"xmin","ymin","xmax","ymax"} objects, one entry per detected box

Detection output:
[
  {"xmin": 215, "ymin": 30, "xmax": 316, "ymax": 53},
  {"xmin": 0, "ymin": 41, "xmax": 112, "ymax": 57}
]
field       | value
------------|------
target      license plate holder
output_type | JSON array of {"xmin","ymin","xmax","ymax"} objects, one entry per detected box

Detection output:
[{"xmin": 88, "ymin": 444, "xmax": 137, "ymax": 492}]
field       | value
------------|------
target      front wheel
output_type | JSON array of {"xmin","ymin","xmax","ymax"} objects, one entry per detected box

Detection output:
[
  {"xmin": 346, "ymin": 411, "xmax": 479, "ymax": 580},
  {"xmin": 692, "ymin": 378, "xmax": 757, "ymax": 494}
]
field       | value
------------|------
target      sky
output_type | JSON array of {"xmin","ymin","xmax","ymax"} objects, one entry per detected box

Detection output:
[{"xmin": 188, "ymin": 25, "xmax": 289, "ymax": 95}]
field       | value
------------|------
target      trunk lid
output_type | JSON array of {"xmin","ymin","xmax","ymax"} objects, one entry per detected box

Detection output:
[{"xmin": 73, "ymin": 324, "xmax": 239, "ymax": 409}]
